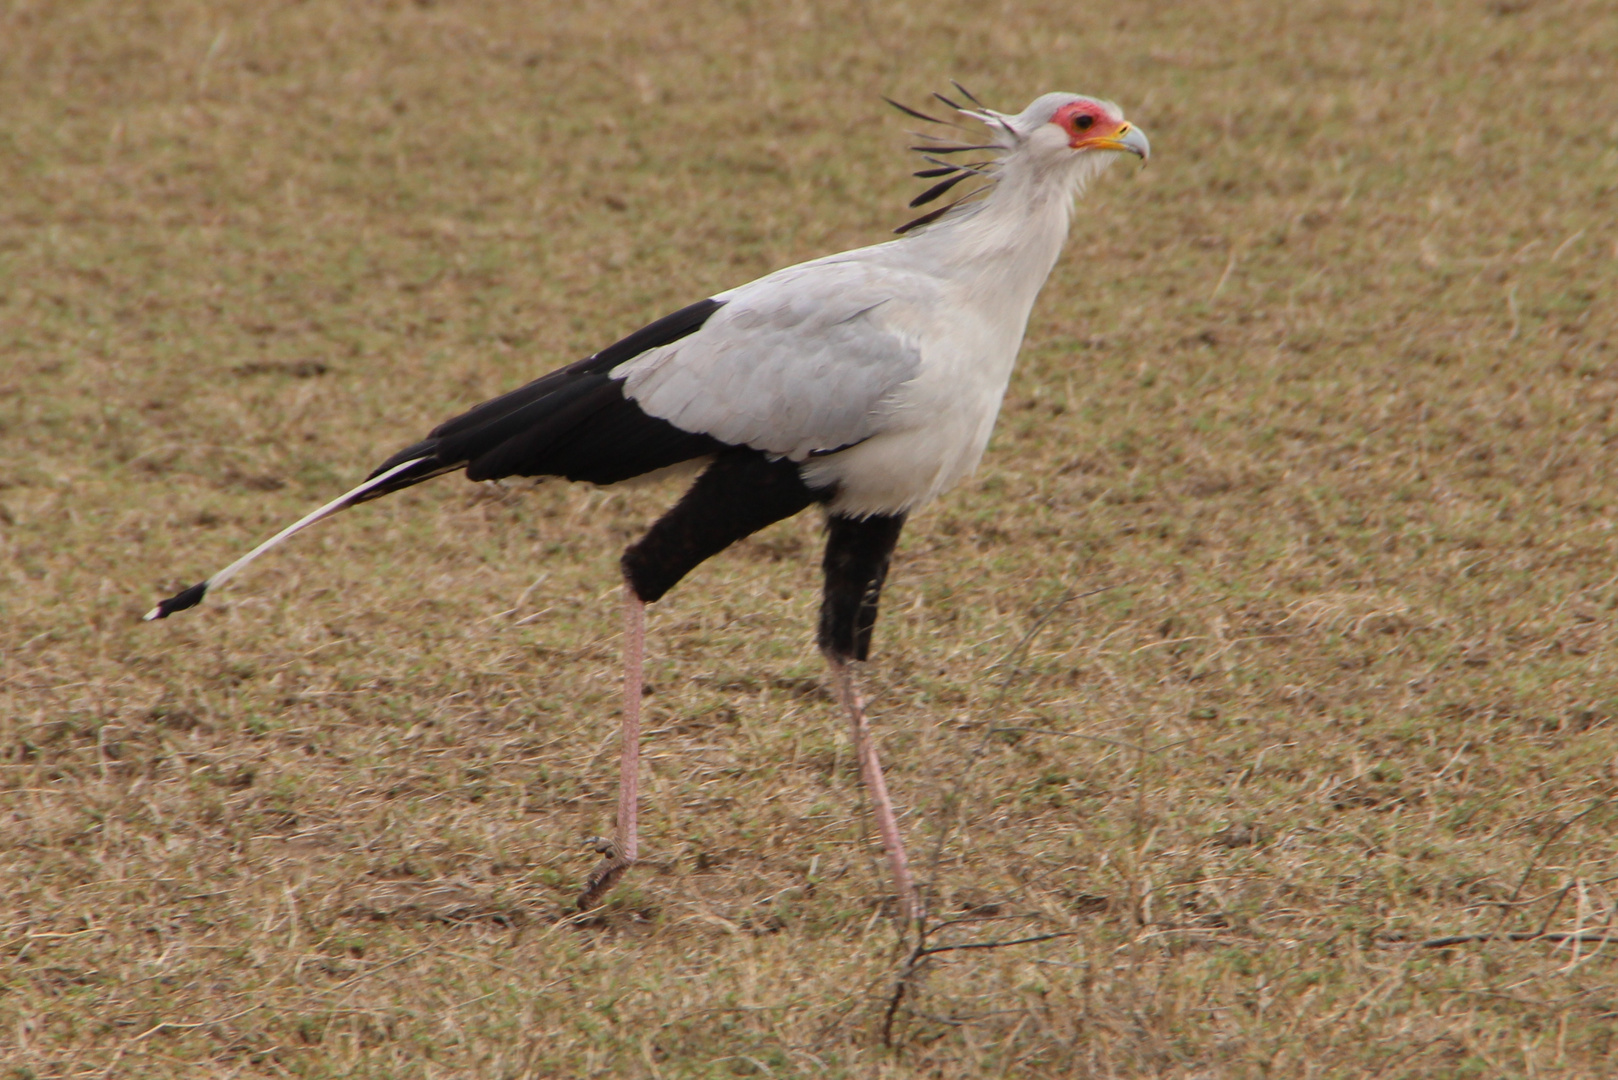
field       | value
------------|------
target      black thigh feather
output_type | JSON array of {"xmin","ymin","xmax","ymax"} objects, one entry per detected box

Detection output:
[{"xmin": 819, "ymin": 513, "xmax": 907, "ymax": 662}]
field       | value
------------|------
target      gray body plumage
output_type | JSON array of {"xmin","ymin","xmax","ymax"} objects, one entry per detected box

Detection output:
[{"xmin": 613, "ymin": 92, "xmax": 1146, "ymax": 517}]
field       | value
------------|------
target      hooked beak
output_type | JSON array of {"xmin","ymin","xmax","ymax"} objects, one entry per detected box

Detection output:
[{"xmin": 1075, "ymin": 122, "xmax": 1150, "ymax": 162}]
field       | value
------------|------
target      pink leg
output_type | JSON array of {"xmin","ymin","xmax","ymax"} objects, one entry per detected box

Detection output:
[
  {"xmin": 827, "ymin": 655, "xmax": 922, "ymax": 925},
  {"xmin": 578, "ymin": 585, "xmax": 645, "ymax": 909}
]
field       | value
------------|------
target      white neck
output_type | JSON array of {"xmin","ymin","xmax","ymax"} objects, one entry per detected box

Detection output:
[{"xmin": 901, "ymin": 148, "xmax": 1114, "ymax": 318}]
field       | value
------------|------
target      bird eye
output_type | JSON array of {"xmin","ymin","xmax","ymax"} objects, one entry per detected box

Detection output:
[{"xmin": 1074, "ymin": 114, "xmax": 1095, "ymax": 131}]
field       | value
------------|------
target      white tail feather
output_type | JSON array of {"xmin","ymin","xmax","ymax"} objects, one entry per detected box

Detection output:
[{"xmin": 142, "ymin": 457, "xmax": 426, "ymax": 621}]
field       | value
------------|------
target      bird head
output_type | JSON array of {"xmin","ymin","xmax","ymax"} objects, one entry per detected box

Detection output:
[
  {"xmin": 1050, "ymin": 97, "xmax": 1149, "ymax": 160},
  {"xmin": 891, "ymin": 88, "xmax": 1148, "ymax": 233},
  {"xmin": 983, "ymin": 93, "xmax": 1150, "ymax": 164}
]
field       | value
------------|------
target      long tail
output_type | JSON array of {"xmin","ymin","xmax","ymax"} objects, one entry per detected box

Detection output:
[
  {"xmin": 144, "ymin": 298, "xmax": 728, "ymax": 622},
  {"xmin": 142, "ymin": 457, "xmax": 428, "ymax": 620}
]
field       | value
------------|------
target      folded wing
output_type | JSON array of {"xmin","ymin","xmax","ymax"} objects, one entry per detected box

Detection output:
[{"xmin": 613, "ymin": 259, "xmax": 928, "ymax": 461}]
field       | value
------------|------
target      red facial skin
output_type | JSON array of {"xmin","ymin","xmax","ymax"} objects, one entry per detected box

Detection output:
[{"xmin": 1050, "ymin": 100, "xmax": 1129, "ymax": 149}]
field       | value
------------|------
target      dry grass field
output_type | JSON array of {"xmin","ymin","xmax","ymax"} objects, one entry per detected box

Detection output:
[{"xmin": 4, "ymin": 0, "xmax": 1618, "ymax": 1075}]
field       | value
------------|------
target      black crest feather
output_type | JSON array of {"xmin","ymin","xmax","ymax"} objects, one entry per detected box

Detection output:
[
  {"xmin": 950, "ymin": 80, "xmax": 988, "ymax": 108},
  {"xmin": 891, "ymin": 86, "xmax": 1004, "ymax": 234},
  {"xmin": 908, "ymin": 171, "xmax": 975, "ymax": 208},
  {"xmin": 909, "ymin": 143, "xmax": 998, "ymax": 154},
  {"xmin": 882, "ymin": 97, "xmax": 947, "ymax": 125}
]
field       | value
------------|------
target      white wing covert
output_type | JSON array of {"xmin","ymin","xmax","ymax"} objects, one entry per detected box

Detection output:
[{"xmin": 611, "ymin": 259, "xmax": 929, "ymax": 460}]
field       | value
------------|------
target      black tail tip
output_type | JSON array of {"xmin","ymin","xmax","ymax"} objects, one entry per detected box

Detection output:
[{"xmin": 143, "ymin": 581, "xmax": 209, "ymax": 621}]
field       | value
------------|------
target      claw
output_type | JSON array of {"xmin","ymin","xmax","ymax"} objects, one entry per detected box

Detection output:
[{"xmin": 576, "ymin": 852, "xmax": 633, "ymax": 911}]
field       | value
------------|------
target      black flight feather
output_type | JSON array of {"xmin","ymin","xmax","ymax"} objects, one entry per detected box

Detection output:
[
  {"xmin": 913, "ymin": 165, "xmax": 959, "ymax": 178},
  {"xmin": 359, "ymin": 297, "xmax": 726, "ymax": 500},
  {"xmin": 143, "ymin": 299, "xmax": 729, "ymax": 621}
]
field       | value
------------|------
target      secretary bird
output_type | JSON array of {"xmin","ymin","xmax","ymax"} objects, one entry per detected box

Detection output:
[{"xmin": 145, "ymin": 89, "xmax": 1149, "ymax": 922}]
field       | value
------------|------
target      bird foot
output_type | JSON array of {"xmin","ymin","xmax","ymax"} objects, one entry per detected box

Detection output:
[
  {"xmin": 577, "ymin": 856, "xmax": 633, "ymax": 911},
  {"xmin": 576, "ymin": 838, "xmax": 634, "ymax": 911}
]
